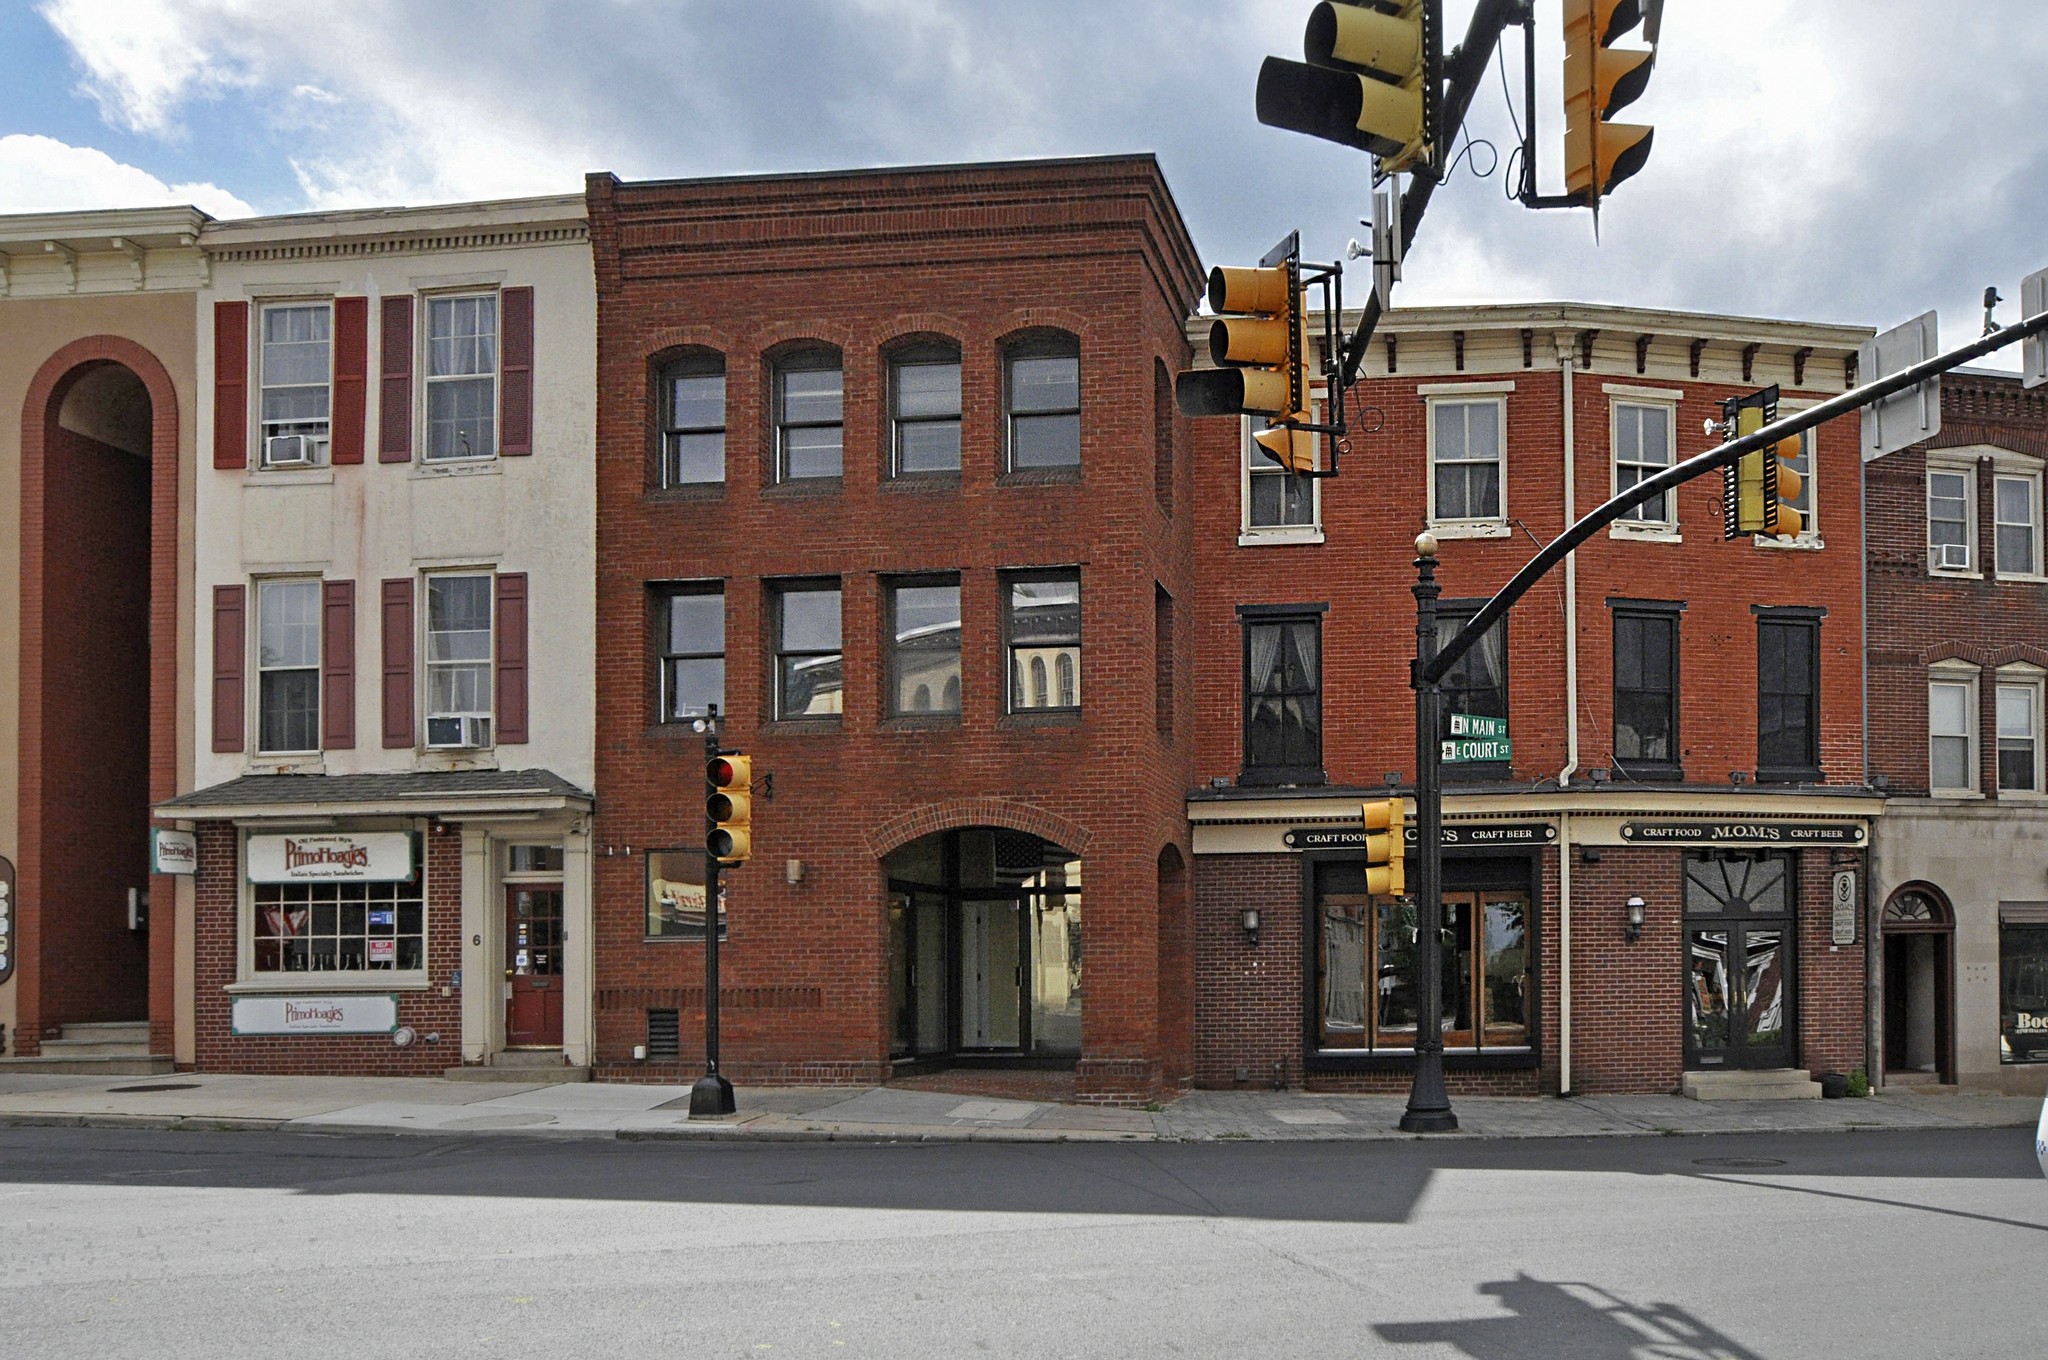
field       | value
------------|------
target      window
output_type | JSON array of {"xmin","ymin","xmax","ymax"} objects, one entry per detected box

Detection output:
[
  {"xmin": 1756, "ymin": 613, "xmax": 1821, "ymax": 782},
  {"xmin": 253, "ymin": 838, "xmax": 423, "ymax": 975},
  {"xmin": 1007, "ymin": 573, "xmax": 1081, "ymax": 712},
  {"xmin": 774, "ymin": 349, "xmax": 843, "ymax": 481},
  {"xmin": 1245, "ymin": 412, "xmax": 1319, "ymax": 532},
  {"xmin": 1613, "ymin": 401, "xmax": 1674, "ymax": 525},
  {"xmin": 1005, "ymin": 336, "xmax": 1081, "ymax": 470},
  {"xmin": 424, "ymin": 574, "xmax": 493, "ymax": 748},
  {"xmin": 1778, "ymin": 427, "xmax": 1816, "ymax": 538},
  {"xmin": 1995, "ymin": 472, "xmax": 2042, "ymax": 576},
  {"xmin": 507, "ymin": 844, "xmax": 563, "ymax": 874},
  {"xmin": 659, "ymin": 586, "xmax": 724, "ymax": 721},
  {"xmin": 2002, "ymin": 908, "xmax": 2048, "ymax": 1064},
  {"xmin": 424, "ymin": 293, "xmax": 498, "ymax": 461},
  {"xmin": 1998, "ymin": 676, "xmax": 2043, "ymax": 793},
  {"xmin": 661, "ymin": 353, "xmax": 725, "ymax": 486},
  {"xmin": 1317, "ymin": 876, "xmax": 1530, "ymax": 1054},
  {"xmin": 890, "ymin": 344, "xmax": 961, "ymax": 475},
  {"xmin": 1428, "ymin": 397, "xmax": 1505, "ymax": 525},
  {"xmin": 647, "ymin": 848, "xmax": 722, "ymax": 941},
  {"xmin": 1612, "ymin": 602, "xmax": 1681, "ymax": 776},
  {"xmin": 1239, "ymin": 606, "xmax": 1322, "ymax": 784},
  {"xmin": 1438, "ymin": 605, "xmax": 1507, "ymax": 778},
  {"xmin": 256, "ymin": 578, "xmax": 321, "ymax": 754},
  {"xmin": 886, "ymin": 578, "xmax": 961, "ymax": 716},
  {"xmin": 258, "ymin": 303, "xmax": 331, "ymax": 467},
  {"xmin": 772, "ymin": 582, "xmax": 842, "ymax": 719},
  {"xmin": 1928, "ymin": 673, "xmax": 1977, "ymax": 794},
  {"xmin": 1928, "ymin": 467, "xmax": 1974, "ymax": 572}
]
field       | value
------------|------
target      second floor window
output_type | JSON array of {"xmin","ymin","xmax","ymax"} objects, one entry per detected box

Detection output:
[
  {"xmin": 425, "ymin": 293, "xmax": 498, "ymax": 461},
  {"xmin": 775, "ymin": 350, "xmax": 843, "ymax": 481},
  {"xmin": 1005, "ymin": 337, "xmax": 1081, "ymax": 470},
  {"xmin": 1240, "ymin": 608, "xmax": 1322, "ymax": 784},
  {"xmin": 259, "ymin": 303, "xmax": 331, "ymax": 467},
  {"xmin": 256, "ymin": 578, "xmax": 321, "ymax": 754},
  {"xmin": 1246, "ymin": 413, "xmax": 1317, "ymax": 530},
  {"xmin": 1438, "ymin": 605, "xmax": 1508, "ymax": 777},
  {"xmin": 662, "ymin": 355, "xmax": 725, "ymax": 486},
  {"xmin": 1614, "ymin": 401, "xmax": 1673, "ymax": 524},
  {"xmin": 1430, "ymin": 398, "xmax": 1504, "ymax": 524},
  {"xmin": 1929, "ymin": 675, "xmax": 1976, "ymax": 793},
  {"xmin": 1007, "ymin": 572, "xmax": 1081, "ymax": 712},
  {"xmin": 773, "ymin": 582, "xmax": 842, "ymax": 718},
  {"xmin": 1757, "ymin": 614, "xmax": 1820, "ymax": 782},
  {"xmin": 660, "ymin": 587, "xmax": 724, "ymax": 720},
  {"xmin": 1613, "ymin": 604, "xmax": 1680, "ymax": 775},
  {"xmin": 887, "ymin": 578, "xmax": 962, "ymax": 715},
  {"xmin": 1928, "ymin": 467, "xmax": 1973, "ymax": 572},
  {"xmin": 1995, "ymin": 472, "xmax": 2041, "ymax": 576},
  {"xmin": 1999, "ymin": 678, "xmax": 2043, "ymax": 793},
  {"xmin": 890, "ymin": 345, "xmax": 962, "ymax": 475},
  {"xmin": 425, "ymin": 574, "xmax": 493, "ymax": 748}
]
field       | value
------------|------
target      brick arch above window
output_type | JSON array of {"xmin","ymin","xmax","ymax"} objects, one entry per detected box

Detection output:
[
  {"xmin": 1920, "ymin": 641, "xmax": 1990, "ymax": 667},
  {"xmin": 863, "ymin": 798, "xmax": 1093, "ymax": 860},
  {"xmin": 1987, "ymin": 643, "xmax": 2048, "ymax": 670}
]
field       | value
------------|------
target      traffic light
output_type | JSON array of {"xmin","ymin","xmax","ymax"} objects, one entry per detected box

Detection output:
[
  {"xmin": 1562, "ymin": 0, "xmax": 1657, "ymax": 206},
  {"xmin": 1362, "ymin": 796, "xmax": 1406, "ymax": 896},
  {"xmin": 1722, "ymin": 390, "xmax": 1803, "ymax": 540},
  {"xmin": 1176, "ymin": 250, "xmax": 1321, "ymax": 473},
  {"xmin": 706, "ymin": 754, "xmax": 752, "ymax": 864},
  {"xmin": 1256, "ymin": 1, "xmax": 1441, "ymax": 175}
]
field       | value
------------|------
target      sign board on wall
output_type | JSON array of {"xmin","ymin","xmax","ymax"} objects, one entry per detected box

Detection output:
[
  {"xmin": 152, "ymin": 828, "xmax": 198, "ymax": 875},
  {"xmin": 1619, "ymin": 822, "xmax": 1866, "ymax": 846},
  {"xmin": 247, "ymin": 833, "xmax": 412, "ymax": 884},
  {"xmin": 1283, "ymin": 824, "xmax": 1556, "ymax": 851},
  {"xmin": 0, "ymin": 854, "xmax": 15, "ymax": 986},
  {"xmin": 1832, "ymin": 870, "xmax": 1859, "ymax": 946},
  {"xmin": 230, "ymin": 994, "xmax": 399, "ymax": 1035}
]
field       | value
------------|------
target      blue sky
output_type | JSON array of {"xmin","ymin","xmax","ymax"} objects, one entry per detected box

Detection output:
[{"xmin": 4, "ymin": 1, "xmax": 2045, "ymax": 366}]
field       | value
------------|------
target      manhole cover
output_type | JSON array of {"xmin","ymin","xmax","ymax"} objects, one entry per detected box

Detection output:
[
  {"xmin": 107, "ymin": 1083, "xmax": 201, "ymax": 1093},
  {"xmin": 1692, "ymin": 1156, "xmax": 1786, "ymax": 1169}
]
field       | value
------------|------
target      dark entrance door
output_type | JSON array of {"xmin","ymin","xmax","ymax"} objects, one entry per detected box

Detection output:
[
  {"xmin": 506, "ymin": 885, "xmax": 564, "ymax": 1047},
  {"xmin": 1683, "ymin": 853, "xmax": 1796, "ymax": 1071}
]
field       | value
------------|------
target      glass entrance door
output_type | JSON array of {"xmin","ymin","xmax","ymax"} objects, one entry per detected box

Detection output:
[
  {"xmin": 505, "ymin": 885, "xmax": 563, "ymax": 1047},
  {"xmin": 959, "ymin": 898, "xmax": 1024, "ymax": 1050},
  {"xmin": 889, "ymin": 889, "xmax": 949, "ymax": 1059},
  {"xmin": 1683, "ymin": 851, "xmax": 1796, "ymax": 1071}
]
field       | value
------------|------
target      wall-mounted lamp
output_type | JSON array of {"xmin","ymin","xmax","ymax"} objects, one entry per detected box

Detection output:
[
  {"xmin": 1624, "ymin": 895, "xmax": 1646, "ymax": 944},
  {"xmin": 786, "ymin": 859, "xmax": 805, "ymax": 885},
  {"xmin": 1580, "ymin": 847, "xmax": 1603, "ymax": 865},
  {"xmin": 1729, "ymin": 771, "xmax": 1749, "ymax": 786},
  {"xmin": 1241, "ymin": 907, "xmax": 1261, "ymax": 948}
]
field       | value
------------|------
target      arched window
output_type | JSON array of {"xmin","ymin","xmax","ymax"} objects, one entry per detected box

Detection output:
[
  {"xmin": 1056, "ymin": 651, "xmax": 1077, "ymax": 708},
  {"xmin": 1004, "ymin": 332, "xmax": 1080, "ymax": 470},
  {"xmin": 913, "ymin": 683, "xmax": 932, "ymax": 712},
  {"xmin": 660, "ymin": 350, "xmax": 725, "ymax": 486},
  {"xmin": 1030, "ymin": 656, "xmax": 1048, "ymax": 708},
  {"xmin": 889, "ymin": 341, "xmax": 961, "ymax": 476},
  {"xmin": 773, "ymin": 346, "xmax": 843, "ymax": 481}
]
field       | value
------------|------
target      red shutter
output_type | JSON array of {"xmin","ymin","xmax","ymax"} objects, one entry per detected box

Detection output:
[
  {"xmin": 495, "ymin": 572, "xmax": 529, "ymax": 743},
  {"xmin": 211, "ymin": 584, "xmax": 246, "ymax": 752},
  {"xmin": 332, "ymin": 297, "xmax": 368, "ymax": 465},
  {"xmin": 322, "ymin": 580, "xmax": 356, "ymax": 749},
  {"xmin": 382, "ymin": 578, "xmax": 415, "ymax": 748},
  {"xmin": 379, "ymin": 295, "xmax": 414, "ymax": 463},
  {"xmin": 214, "ymin": 302, "xmax": 248, "ymax": 470},
  {"xmin": 500, "ymin": 286, "xmax": 534, "ymax": 456}
]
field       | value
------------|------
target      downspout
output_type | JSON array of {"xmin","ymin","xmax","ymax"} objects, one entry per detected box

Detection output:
[
  {"xmin": 1556, "ymin": 333, "xmax": 1578, "ymax": 1094},
  {"xmin": 1861, "ymin": 379, "xmax": 1881, "ymax": 1089}
]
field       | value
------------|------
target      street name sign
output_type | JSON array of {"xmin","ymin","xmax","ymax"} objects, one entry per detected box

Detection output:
[
  {"xmin": 1443, "ymin": 737, "xmax": 1511, "ymax": 762},
  {"xmin": 1449, "ymin": 713, "xmax": 1507, "ymax": 738}
]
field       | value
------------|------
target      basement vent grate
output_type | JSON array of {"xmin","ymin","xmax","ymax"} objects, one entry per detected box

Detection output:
[{"xmin": 646, "ymin": 1009, "xmax": 680, "ymax": 1061}]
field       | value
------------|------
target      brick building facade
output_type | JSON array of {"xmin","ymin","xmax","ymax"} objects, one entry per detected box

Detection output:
[
  {"xmin": 584, "ymin": 158, "xmax": 1204, "ymax": 1102},
  {"xmin": 1866, "ymin": 368, "xmax": 2048, "ymax": 1092},
  {"xmin": 1185, "ymin": 304, "xmax": 1880, "ymax": 1095}
]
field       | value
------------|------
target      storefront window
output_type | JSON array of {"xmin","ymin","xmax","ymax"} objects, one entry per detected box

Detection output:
[
  {"xmin": 507, "ymin": 844, "xmax": 563, "ymax": 874},
  {"xmin": 2000, "ymin": 920, "xmax": 2048, "ymax": 1064},
  {"xmin": 254, "ymin": 877, "xmax": 424, "ymax": 973},
  {"xmin": 1317, "ymin": 879, "xmax": 1530, "ymax": 1052},
  {"xmin": 647, "ymin": 848, "xmax": 723, "ymax": 941}
]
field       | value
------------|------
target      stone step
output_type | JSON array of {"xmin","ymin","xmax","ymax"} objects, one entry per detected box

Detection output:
[
  {"xmin": 0, "ymin": 1055, "xmax": 175, "ymax": 1076},
  {"xmin": 1681, "ymin": 1069, "xmax": 1822, "ymax": 1101},
  {"xmin": 38, "ymin": 1038, "xmax": 154, "ymax": 1058},
  {"xmin": 57, "ymin": 1021, "xmax": 151, "ymax": 1045},
  {"xmin": 443, "ymin": 1052, "xmax": 592, "ymax": 1083}
]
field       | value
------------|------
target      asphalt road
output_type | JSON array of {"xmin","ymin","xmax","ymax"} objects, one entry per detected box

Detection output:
[{"xmin": 0, "ymin": 1125, "xmax": 2039, "ymax": 1358}]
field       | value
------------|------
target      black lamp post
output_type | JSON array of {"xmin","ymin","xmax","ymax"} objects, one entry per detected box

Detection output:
[{"xmin": 1402, "ymin": 532, "xmax": 1457, "ymax": 1133}]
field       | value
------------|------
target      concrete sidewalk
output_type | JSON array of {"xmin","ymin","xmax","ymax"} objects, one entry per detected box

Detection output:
[{"xmin": 0, "ymin": 1071, "xmax": 2037, "ymax": 1144}]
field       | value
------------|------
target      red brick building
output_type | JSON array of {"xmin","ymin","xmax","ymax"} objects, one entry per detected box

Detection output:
[
  {"xmin": 1866, "ymin": 368, "xmax": 2048, "ymax": 1092},
  {"xmin": 585, "ymin": 158, "xmax": 1205, "ymax": 1102},
  {"xmin": 1185, "ymin": 304, "xmax": 1880, "ymax": 1095}
]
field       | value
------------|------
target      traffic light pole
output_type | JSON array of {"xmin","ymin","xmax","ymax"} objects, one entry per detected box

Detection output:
[
  {"xmin": 1403, "ymin": 535, "xmax": 1457, "ymax": 1132},
  {"xmin": 690, "ymin": 706, "xmax": 736, "ymax": 1119}
]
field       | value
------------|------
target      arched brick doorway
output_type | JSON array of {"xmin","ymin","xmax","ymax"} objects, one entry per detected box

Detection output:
[
  {"xmin": 1882, "ymin": 883, "xmax": 1955, "ymax": 1085},
  {"xmin": 18, "ymin": 338, "xmax": 181, "ymax": 1057}
]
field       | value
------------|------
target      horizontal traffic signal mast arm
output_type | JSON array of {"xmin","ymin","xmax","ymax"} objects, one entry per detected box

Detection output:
[{"xmin": 1421, "ymin": 306, "xmax": 2048, "ymax": 688}]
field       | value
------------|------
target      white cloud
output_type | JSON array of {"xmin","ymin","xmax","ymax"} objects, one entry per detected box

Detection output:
[
  {"xmin": 37, "ymin": 0, "xmax": 258, "ymax": 136},
  {"xmin": 0, "ymin": 134, "xmax": 255, "ymax": 218}
]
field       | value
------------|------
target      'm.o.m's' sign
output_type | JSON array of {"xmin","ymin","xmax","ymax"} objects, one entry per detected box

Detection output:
[{"xmin": 247, "ymin": 832, "xmax": 412, "ymax": 884}]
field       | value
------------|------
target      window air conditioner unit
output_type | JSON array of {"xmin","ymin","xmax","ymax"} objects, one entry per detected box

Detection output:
[
  {"xmin": 1934, "ymin": 543, "xmax": 1970, "ymax": 570},
  {"xmin": 264, "ymin": 434, "xmax": 327, "ymax": 468},
  {"xmin": 425, "ymin": 715, "xmax": 491, "ymax": 750}
]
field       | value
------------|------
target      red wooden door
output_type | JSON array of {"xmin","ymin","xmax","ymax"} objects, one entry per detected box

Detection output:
[{"xmin": 506, "ymin": 885, "xmax": 564, "ymax": 1046}]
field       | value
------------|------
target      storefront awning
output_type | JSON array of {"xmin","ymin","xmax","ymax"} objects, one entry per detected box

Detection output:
[{"xmin": 153, "ymin": 768, "xmax": 593, "ymax": 822}]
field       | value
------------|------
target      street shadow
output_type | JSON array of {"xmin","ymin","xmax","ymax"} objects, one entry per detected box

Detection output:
[{"xmin": 1376, "ymin": 1272, "xmax": 1767, "ymax": 1360}]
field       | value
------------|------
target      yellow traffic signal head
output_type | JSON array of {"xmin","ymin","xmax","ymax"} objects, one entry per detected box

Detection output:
[
  {"xmin": 1177, "ymin": 256, "xmax": 1309, "ymax": 425},
  {"xmin": 1256, "ymin": 1, "xmax": 1440, "ymax": 174},
  {"xmin": 1562, "ymin": 0, "xmax": 1656, "ymax": 204},
  {"xmin": 1362, "ymin": 796, "xmax": 1406, "ymax": 896},
  {"xmin": 707, "ymin": 754, "xmax": 753, "ymax": 864}
]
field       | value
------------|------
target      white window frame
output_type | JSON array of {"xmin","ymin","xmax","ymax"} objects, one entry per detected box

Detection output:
[
  {"xmin": 423, "ymin": 291, "xmax": 499, "ymax": 463},
  {"xmin": 1996, "ymin": 665, "xmax": 2047, "ymax": 796},
  {"xmin": 1927, "ymin": 458, "xmax": 1978, "ymax": 576},
  {"xmin": 234, "ymin": 825, "xmax": 429, "ymax": 991},
  {"xmin": 423, "ymin": 572, "xmax": 495, "ymax": 749},
  {"xmin": 1422, "ymin": 382, "xmax": 1511, "ymax": 538},
  {"xmin": 1993, "ymin": 469, "xmax": 2044, "ymax": 580},
  {"xmin": 1240, "ymin": 391, "xmax": 1326, "ymax": 544},
  {"xmin": 1928, "ymin": 664, "xmax": 1980, "ymax": 797},
  {"xmin": 254, "ymin": 577, "xmax": 322, "ymax": 756},
  {"xmin": 1605, "ymin": 386, "xmax": 1682, "ymax": 539},
  {"xmin": 257, "ymin": 301, "xmax": 333, "ymax": 469}
]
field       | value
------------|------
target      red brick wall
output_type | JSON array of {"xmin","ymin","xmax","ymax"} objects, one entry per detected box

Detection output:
[
  {"xmin": 586, "ymin": 159, "xmax": 1205, "ymax": 1102},
  {"xmin": 189, "ymin": 820, "xmax": 466, "ymax": 1074}
]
